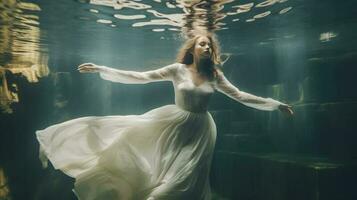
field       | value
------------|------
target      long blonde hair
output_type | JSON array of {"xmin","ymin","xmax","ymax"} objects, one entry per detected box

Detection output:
[{"xmin": 176, "ymin": 33, "xmax": 222, "ymax": 80}]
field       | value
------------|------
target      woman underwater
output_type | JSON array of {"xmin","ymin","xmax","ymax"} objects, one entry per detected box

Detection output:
[{"xmin": 36, "ymin": 33, "xmax": 293, "ymax": 200}]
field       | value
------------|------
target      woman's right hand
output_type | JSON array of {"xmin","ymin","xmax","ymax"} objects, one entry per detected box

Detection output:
[
  {"xmin": 77, "ymin": 63, "xmax": 102, "ymax": 73},
  {"xmin": 278, "ymin": 104, "xmax": 294, "ymax": 117}
]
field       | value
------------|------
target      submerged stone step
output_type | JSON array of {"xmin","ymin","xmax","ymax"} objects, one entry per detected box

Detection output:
[
  {"xmin": 230, "ymin": 121, "xmax": 261, "ymax": 134},
  {"xmin": 210, "ymin": 151, "xmax": 357, "ymax": 200},
  {"xmin": 210, "ymin": 109, "xmax": 234, "ymax": 133},
  {"xmin": 215, "ymin": 134, "xmax": 274, "ymax": 153}
]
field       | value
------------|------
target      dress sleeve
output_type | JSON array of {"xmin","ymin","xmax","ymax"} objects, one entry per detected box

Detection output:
[
  {"xmin": 97, "ymin": 63, "xmax": 178, "ymax": 84},
  {"xmin": 213, "ymin": 70, "xmax": 287, "ymax": 111}
]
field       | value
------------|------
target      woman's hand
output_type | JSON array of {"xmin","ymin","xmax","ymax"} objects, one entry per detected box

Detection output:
[
  {"xmin": 77, "ymin": 63, "xmax": 102, "ymax": 73},
  {"xmin": 278, "ymin": 104, "xmax": 294, "ymax": 116}
]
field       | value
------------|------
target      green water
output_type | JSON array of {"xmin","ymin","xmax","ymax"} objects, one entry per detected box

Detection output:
[{"xmin": 0, "ymin": 0, "xmax": 356, "ymax": 199}]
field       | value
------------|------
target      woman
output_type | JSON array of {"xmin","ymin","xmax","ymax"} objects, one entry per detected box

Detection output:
[{"xmin": 36, "ymin": 33, "xmax": 293, "ymax": 200}]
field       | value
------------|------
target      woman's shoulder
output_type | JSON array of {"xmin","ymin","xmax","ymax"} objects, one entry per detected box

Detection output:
[
  {"xmin": 168, "ymin": 62, "xmax": 186, "ymax": 73},
  {"xmin": 158, "ymin": 62, "xmax": 181, "ymax": 72},
  {"xmin": 215, "ymin": 67, "xmax": 223, "ymax": 74},
  {"xmin": 213, "ymin": 66, "xmax": 224, "ymax": 80},
  {"xmin": 173, "ymin": 62, "xmax": 184, "ymax": 68},
  {"xmin": 165, "ymin": 62, "xmax": 183, "ymax": 69},
  {"xmin": 158, "ymin": 62, "xmax": 182, "ymax": 78}
]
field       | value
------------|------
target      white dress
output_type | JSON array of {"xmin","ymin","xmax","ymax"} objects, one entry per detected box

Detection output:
[{"xmin": 36, "ymin": 63, "xmax": 286, "ymax": 200}]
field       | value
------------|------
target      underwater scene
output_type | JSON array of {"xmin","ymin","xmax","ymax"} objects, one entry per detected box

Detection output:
[{"xmin": 0, "ymin": 0, "xmax": 357, "ymax": 200}]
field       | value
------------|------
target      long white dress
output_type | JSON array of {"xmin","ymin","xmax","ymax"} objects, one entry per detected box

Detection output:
[{"xmin": 36, "ymin": 63, "xmax": 286, "ymax": 200}]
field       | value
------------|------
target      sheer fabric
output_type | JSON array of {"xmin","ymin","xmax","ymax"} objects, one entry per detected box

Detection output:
[{"xmin": 36, "ymin": 63, "xmax": 286, "ymax": 200}]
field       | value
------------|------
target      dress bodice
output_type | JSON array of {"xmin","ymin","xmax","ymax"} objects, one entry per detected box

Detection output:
[
  {"xmin": 97, "ymin": 62, "xmax": 286, "ymax": 112},
  {"xmin": 173, "ymin": 64, "xmax": 215, "ymax": 113}
]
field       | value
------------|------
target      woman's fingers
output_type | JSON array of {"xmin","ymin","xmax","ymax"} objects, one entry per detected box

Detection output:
[
  {"xmin": 280, "ymin": 104, "xmax": 294, "ymax": 116},
  {"xmin": 285, "ymin": 107, "xmax": 294, "ymax": 116},
  {"xmin": 78, "ymin": 63, "xmax": 93, "ymax": 69},
  {"xmin": 288, "ymin": 107, "xmax": 294, "ymax": 115},
  {"xmin": 78, "ymin": 67, "xmax": 95, "ymax": 73},
  {"xmin": 78, "ymin": 63, "xmax": 95, "ymax": 70},
  {"xmin": 77, "ymin": 63, "xmax": 100, "ymax": 73},
  {"xmin": 286, "ymin": 104, "xmax": 294, "ymax": 115}
]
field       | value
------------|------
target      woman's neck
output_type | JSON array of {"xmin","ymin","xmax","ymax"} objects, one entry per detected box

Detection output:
[
  {"xmin": 188, "ymin": 58, "xmax": 210, "ymax": 71},
  {"xmin": 187, "ymin": 57, "xmax": 216, "ymax": 80}
]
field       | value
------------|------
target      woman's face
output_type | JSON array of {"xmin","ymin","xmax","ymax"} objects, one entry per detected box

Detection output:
[{"xmin": 193, "ymin": 36, "xmax": 212, "ymax": 60}]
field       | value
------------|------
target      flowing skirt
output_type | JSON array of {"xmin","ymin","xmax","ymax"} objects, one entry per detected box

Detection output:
[{"xmin": 36, "ymin": 104, "xmax": 217, "ymax": 200}]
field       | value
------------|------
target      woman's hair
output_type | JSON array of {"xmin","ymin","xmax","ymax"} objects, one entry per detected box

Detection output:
[{"xmin": 176, "ymin": 32, "xmax": 222, "ymax": 80}]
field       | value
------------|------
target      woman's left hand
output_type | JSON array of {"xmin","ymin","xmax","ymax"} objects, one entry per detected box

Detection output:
[
  {"xmin": 278, "ymin": 104, "xmax": 294, "ymax": 116},
  {"xmin": 77, "ymin": 63, "xmax": 102, "ymax": 73}
]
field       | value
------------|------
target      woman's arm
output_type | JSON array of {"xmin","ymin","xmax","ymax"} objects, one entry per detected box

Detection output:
[
  {"xmin": 77, "ymin": 63, "xmax": 178, "ymax": 84},
  {"xmin": 214, "ymin": 70, "xmax": 289, "ymax": 111}
]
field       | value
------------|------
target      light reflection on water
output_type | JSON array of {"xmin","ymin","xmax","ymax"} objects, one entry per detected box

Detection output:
[
  {"xmin": 0, "ymin": 167, "xmax": 11, "ymax": 199},
  {"xmin": 87, "ymin": 0, "xmax": 292, "ymax": 36},
  {"xmin": 0, "ymin": 0, "xmax": 49, "ymax": 113}
]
